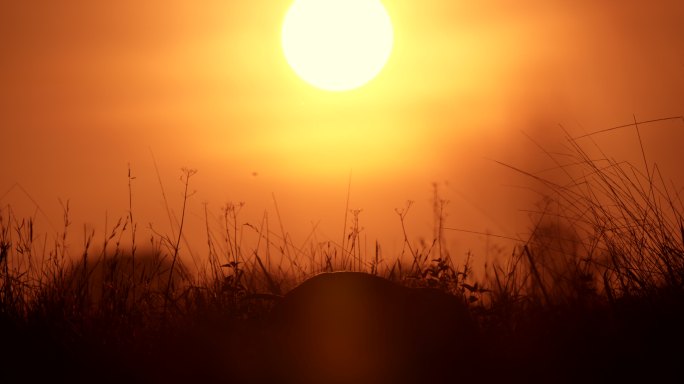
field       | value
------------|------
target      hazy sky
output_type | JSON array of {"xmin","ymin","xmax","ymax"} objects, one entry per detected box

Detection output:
[{"xmin": 2, "ymin": 1, "xmax": 683, "ymax": 268}]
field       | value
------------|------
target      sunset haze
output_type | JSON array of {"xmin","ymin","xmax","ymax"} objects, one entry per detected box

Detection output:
[{"xmin": 2, "ymin": 0, "xmax": 683, "ymax": 268}]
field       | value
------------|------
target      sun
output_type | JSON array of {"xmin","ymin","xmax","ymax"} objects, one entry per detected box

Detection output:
[{"xmin": 281, "ymin": 0, "xmax": 394, "ymax": 92}]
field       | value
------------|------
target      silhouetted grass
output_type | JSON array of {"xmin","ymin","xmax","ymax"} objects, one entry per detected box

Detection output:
[{"xmin": 1, "ymin": 118, "xmax": 683, "ymax": 383}]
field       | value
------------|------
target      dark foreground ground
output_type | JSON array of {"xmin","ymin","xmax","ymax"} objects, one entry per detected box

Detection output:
[{"xmin": 2, "ymin": 282, "xmax": 683, "ymax": 384}]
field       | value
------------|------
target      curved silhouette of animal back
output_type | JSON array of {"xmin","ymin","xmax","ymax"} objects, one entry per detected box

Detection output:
[{"xmin": 271, "ymin": 272, "xmax": 479, "ymax": 384}]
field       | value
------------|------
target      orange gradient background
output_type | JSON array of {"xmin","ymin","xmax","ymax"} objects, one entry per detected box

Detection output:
[{"xmin": 2, "ymin": 1, "xmax": 683, "ymax": 268}]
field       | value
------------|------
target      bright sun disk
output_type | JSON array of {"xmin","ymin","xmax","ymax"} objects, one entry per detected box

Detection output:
[{"xmin": 281, "ymin": 0, "xmax": 394, "ymax": 92}]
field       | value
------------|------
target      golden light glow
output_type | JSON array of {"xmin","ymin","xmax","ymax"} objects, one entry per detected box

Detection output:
[{"xmin": 281, "ymin": 0, "xmax": 394, "ymax": 91}]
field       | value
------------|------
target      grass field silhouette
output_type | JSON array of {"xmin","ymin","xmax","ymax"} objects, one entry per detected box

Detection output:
[{"xmin": 2, "ymin": 120, "xmax": 683, "ymax": 383}]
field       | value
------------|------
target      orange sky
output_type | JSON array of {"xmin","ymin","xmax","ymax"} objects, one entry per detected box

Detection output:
[{"xmin": 2, "ymin": 1, "xmax": 683, "ymax": 270}]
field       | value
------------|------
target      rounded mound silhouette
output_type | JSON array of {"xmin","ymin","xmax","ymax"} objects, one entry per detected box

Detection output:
[{"xmin": 269, "ymin": 272, "xmax": 480, "ymax": 384}]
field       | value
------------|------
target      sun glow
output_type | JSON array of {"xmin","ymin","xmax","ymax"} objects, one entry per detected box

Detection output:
[{"xmin": 281, "ymin": 0, "xmax": 394, "ymax": 91}]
